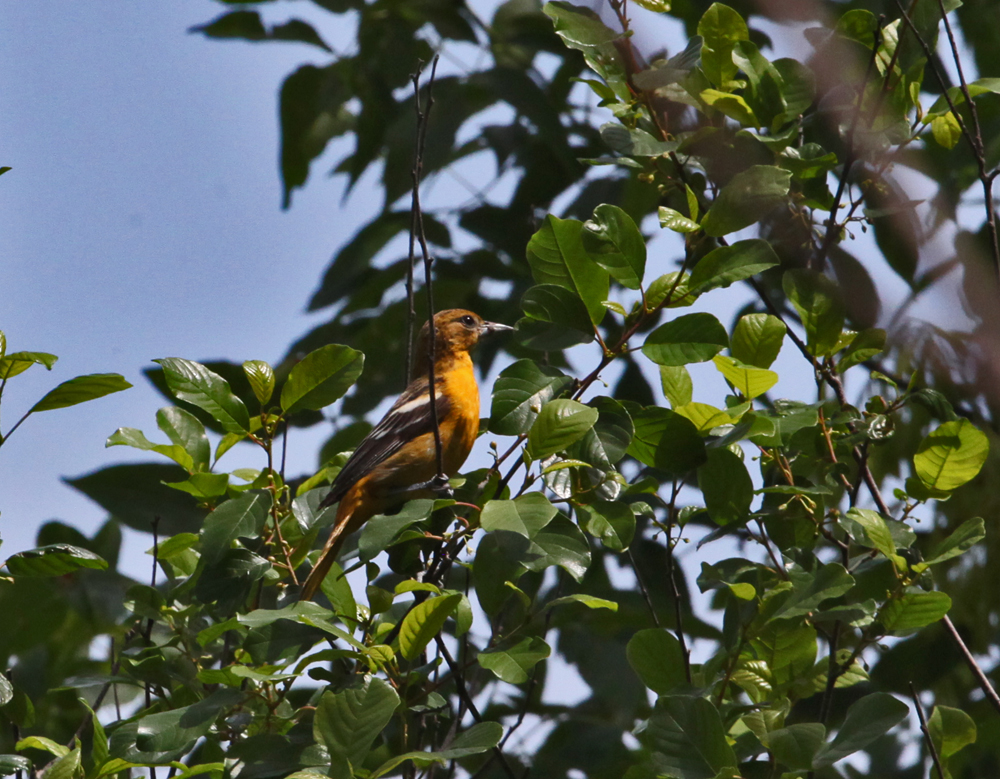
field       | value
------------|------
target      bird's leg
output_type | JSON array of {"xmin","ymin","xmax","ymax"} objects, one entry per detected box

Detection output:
[{"xmin": 406, "ymin": 474, "xmax": 455, "ymax": 499}]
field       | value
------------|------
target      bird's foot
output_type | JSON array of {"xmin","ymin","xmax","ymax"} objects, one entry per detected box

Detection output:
[{"xmin": 411, "ymin": 473, "xmax": 455, "ymax": 499}]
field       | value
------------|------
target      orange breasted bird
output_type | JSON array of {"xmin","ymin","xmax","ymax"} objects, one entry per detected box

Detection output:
[{"xmin": 299, "ymin": 309, "xmax": 512, "ymax": 601}]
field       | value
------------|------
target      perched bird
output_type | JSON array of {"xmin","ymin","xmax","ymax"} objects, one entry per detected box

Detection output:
[{"xmin": 299, "ymin": 309, "xmax": 512, "ymax": 601}]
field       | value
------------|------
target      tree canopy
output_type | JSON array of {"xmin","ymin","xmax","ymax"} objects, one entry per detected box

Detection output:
[{"xmin": 3, "ymin": 0, "xmax": 1000, "ymax": 777}]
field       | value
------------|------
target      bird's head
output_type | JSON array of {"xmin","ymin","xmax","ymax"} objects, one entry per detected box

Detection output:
[{"xmin": 417, "ymin": 309, "xmax": 512, "ymax": 360}]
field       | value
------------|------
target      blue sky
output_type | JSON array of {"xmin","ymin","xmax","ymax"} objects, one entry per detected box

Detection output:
[{"xmin": 0, "ymin": 1, "xmax": 384, "ymax": 571}]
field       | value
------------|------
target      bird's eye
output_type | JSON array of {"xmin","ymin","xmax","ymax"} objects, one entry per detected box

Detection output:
[{"xmin": 460, "ymin": 315, "xmax": 475, "ymax": 327}]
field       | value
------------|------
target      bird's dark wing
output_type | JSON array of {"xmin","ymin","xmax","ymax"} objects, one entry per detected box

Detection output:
[{"xmin": 321, "ymin": 376, "xmax": 450, "ymax": 506}]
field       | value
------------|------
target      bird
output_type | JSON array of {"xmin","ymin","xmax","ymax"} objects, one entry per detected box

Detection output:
[{"xmin": 298, "ymin": 309, "xmax": 512, "ymax": 601}]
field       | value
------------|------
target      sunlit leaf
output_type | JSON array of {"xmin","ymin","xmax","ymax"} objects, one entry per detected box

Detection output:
[
  {"xmin": 280, "ymin": 344, "xmax": 364, "ymax": 413},
  {"xmin": 914, "ymin": 419, "xmax": 989, "ymax": 492},
  {"xmin": 30, "ymin": 374, "xmax": 131, "ymax": 413}
]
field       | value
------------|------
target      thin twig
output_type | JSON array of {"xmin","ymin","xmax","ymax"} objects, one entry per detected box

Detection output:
[
  {"xmin": 934, "ymin": 0, "xmax": 1000, "ymax": 285},
  {"xmin": 942, "ymin": 615, "xmax": 1000, "ymax": 716},
  {"xmin": 627, "ymin": 547, "xmax": 661, "ymax": 629},
  {"xmin": 410, "ymin": 56, "xmax": 446, "ymax": 480},
  {"xmin": 909, "ymin": 682, "xmax": 946, "ymax": 779},
  {"xmin": 663, "ymin": 481, "xmax": 692, "ymax": 683},
  {"xmin": 894, "ymin": 0, "xmax": 1000, "ymax": 285},
  {"xmin": 814, "ymin": 19, "xmax": 884, "ymax": 271},
  {"xmin": 434, "ymin": 636, "xmax": 520, "ymax": 779}
]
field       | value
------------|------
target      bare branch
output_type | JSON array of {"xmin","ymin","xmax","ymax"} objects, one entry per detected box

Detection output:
[{"xmin": 909, "ymin": 682, "xmax": 946, "ymax": 779}]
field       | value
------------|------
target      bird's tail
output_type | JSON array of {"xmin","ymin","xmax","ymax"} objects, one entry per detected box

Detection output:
[
  {"xmin": 299, "ymin": 485, "xmax": 367, "ymax": 601},
  {"xmin": 298, "ymin": 517, "xmax": 351, "ymax": 602}
]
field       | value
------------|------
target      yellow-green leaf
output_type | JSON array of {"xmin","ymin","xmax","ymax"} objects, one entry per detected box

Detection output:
[
  {"xmin": 712, "ymin": 354, "xmax": 778, "ymax": 398},
  {"xmin": 914, "ymin": 419, "xmax": 990, "ymax": 492}
]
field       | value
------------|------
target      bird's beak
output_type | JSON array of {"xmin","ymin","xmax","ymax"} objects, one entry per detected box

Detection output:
[{"xmin": 481, "ymin": 321, "xmax": 514, "ymax": 336}]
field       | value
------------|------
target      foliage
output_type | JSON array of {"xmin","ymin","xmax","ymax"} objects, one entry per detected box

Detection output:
[
  {"xmin": 0, "ymin": 332, "xmax": 131, "ymax": 452},
  {"xmin": 6, "ymin": 0, "xmax": 1000, "ymax": 777}
]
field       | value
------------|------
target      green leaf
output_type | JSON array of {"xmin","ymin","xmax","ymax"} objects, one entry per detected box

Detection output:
[
  {"xmin": 16, "ymin": 736, "xmax": 69, "ymax": 758},
  {"xmin": 518, "ymin": 284, "xmax": 595, "ymax": 349},
  {"xmin": 698, "ymin": 448, "xmax": 753, "ymax": 526},
  {"xmin": 478, "ymin": 636, "xmax": 551, "ymax": 683},
  {"xmin": 733, "ymin": 40, "xmax": 786, "ymax": 127},
  {"xmin": 481, "ymin": 493, "xmax": 557, "ymax": 538},
  {"xmin": 688, "ymin": 240, "xmax": 780, "ymax": 293},
  {"xmin": 200, "ymin": 491, "xmax": 270, "ymax": 564},
  {"xmin": 369, "ymin": 722, "xmax": 502, "ymax": 778},
  {"xmin": 628, "ymin": 407, "xmax": 707, "ymax": 474},
  {"xmin": 164, "ymin": 472, "xmax": 230, "ymax": 499},
  {"xmin": 769, "ymin": 563, "xmax": 854, "ymax": 621},
  {"xmin": 42, "ymin": 748, "xmax": 79, "ymax": 779},
  {"xmin": 152, "ymin": 411, "xmax": 207, "ymax": 476},
  {"xmin": 879, "ymin": 590, "xmax": 952, "ymax": 632},
  {"xmin": 701, "ymin": 89, "xmax": 758, "ymax": 126},
  {"xmin": 646, "ymin": 271, "xmax": 697, "ymax": 308},
  {"xmin": 914, "ymin": 419, "xmax": 990, "ymax": 492},
  {"xmin": 544, "ymin": 594, "xmax": 618, "ymax": 612},
  {"xmin": 526, "ymin": 398, "xmax": 599, "ymax": 460},
  {"xmin": 925, "ymin": 517, "xmax": 986, "ymax": 565},
  {"xmin": 4, "ymin": 545, "xmax": 108, "ymax": 577},
  {"xmin": 812, "ymin": 692, "xmax": 908, "ymax": 767},
  {"xmin": 658, "ymin": 207, "xmax": 701, "ymax": 233},
  {"xmin": 190, "ymin": 10, "xmax": 266, "ymax": 40},
  {"xmin": 928, "ymin": 705, "xmax": 977, "ymax": 761},
  {"xmin": 639, "ymin": 695, "xmax": 738, "ymax": 778},
  {"xmin": 515, "ymin": 316, "xmax": 594, "ymax": 351},
  {"xmin": 526, "ymin": 215, "xmax": 610, "ymax": 324},
  {"xmin": 278, "ymin": 61, "xmax": 354, "ymax": 212},
  {"xmin": 752, "ymin": 623, "xmax": 817, "ymax": 687},
  {"xmin": 544, "ymin": 1, "xmax": 619, "ymax": 48},
  {"xmin": 105, "ymin": 427, "xmax": 193, "ymax": 472},
  {"xmin": 782, "ymin": 269, "xmax": 845, "ymax": 357},
  {"xmin": 712, "ymin": 355, "xmax": 778, "ymax": 399},
  {"xmin": 931, "ymin": 111, "xmax": 962, "ymax": 149},
  {"xmin": 925, "ymin": 77, "xmax": 1000, "ymax": 119},
  {"xmin": 79, "ymin": 699, "xmax": 107, "ymax": 768},
  {"xmin": 314, "ymin": 678, "xmax": 399, "ymax": 771},
  {"xmin": 838, "ymin": 328, "xmax": 886, "ymax": 371},
  {"xmin": 582, "ymin": 204, "xmax": 647, "ymax": 289},
  {"xmin": 626, "ymin": 629, "xmax": 687, "ymax": 694},
  {"xmin": 29, "ymin": 374, "xmax": 131, "ymax": 413},
  {"xmin": 474, "ymin": 531, "xmax": 530, "ymax": 616},
  {"xmin": 110, "ymin": 690, "xmax": 240, "ymax": 764},
  {"xmin": 280, "ymin": 344, "xmax": 364, "ymax": 413},
  {"xmin": 660, "ymin": 365, "xmax": 693, "ymax": 407},
  {"xmin": 843, "ymin": 508, "xmax": 899, "ymax": 562},
  {"xmin": 601, "ymin": 124, "xmax": 677, "ymax": 156},
  {"xmin": 524, "ymin": 515, "xmax": 591, "ymax": 581},
  {"xmin": 577, "ymin": 500, "xmax": 635, "ymax": 550},
  {"xmin": 673, "ymin": 402, "xmax": 732, "ymax": 432},
  {"xmin": 700, "ymin": 166, "xmax": 791, "ymax": 237},
  {"xmin": 399, "ymin": 593, "xmax": 463, "ymax": 660},
  {"xmin": 642, "ymin": 313, "xmax": 729, "ymax": 366},
  {"xmin": 0, "ymin": 756, "xmax": 31, "ymax": 777},
  {"xmin": 0, "ymin": 351, "xmax": 57, "ymax": 379},
  {"xmin": 698, "ymin": 2, "xmax": 749, "ymax": 88},
  {"xmin": 358, "ymin": 500, "xmax": 436, "ymax": 561},
  {"xmin": 489, "ymin": 360, "xmax": 572, "ymax": 436},
  {"xmin": 154, "ymin": 358, "xmax": 251, "ymax": 434},
  {"xmin": 243, "ymin": 360, "xmax": 275, "ymax": 405},
  {"xmin": 565, "ymin": 396, "xmax": 634, "ymax": 469},
  {"xmin": 763, "ymin": 724, "xmax": 826, "ymax": 771}
]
